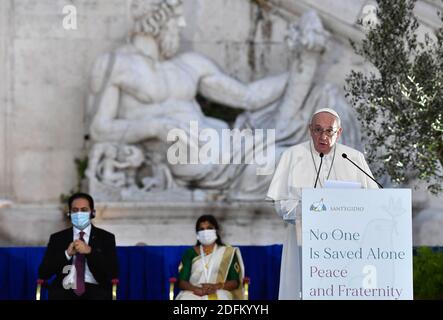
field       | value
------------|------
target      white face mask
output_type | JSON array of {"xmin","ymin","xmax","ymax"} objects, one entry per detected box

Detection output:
[
  {"xmin": 197, "ymin": 229, "xmax": 217, "ymax": 246},
  {"xmin": 70, "ymin": 212, "xmax": 91, "ymax": 230}
]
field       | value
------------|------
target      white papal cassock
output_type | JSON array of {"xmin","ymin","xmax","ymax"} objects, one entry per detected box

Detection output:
[{"xmin": 266, "ymin": 140, "xmax": 379, "ymax": 300}]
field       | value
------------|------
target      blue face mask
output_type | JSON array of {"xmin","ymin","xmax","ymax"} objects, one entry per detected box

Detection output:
[{"xmin": 70, "ymin": 212, "xmax": 91, "ymax": 230}]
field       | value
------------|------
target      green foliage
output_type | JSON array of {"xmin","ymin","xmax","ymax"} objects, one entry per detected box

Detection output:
[
  {"xmin": 345, "ymin": 0, "xmax": 443, "ymax": 193},
  {"xmin": 59, "ymin": 157, "xmax": 89, "ymax": 204},
  {"xmin": 74, "ymin": 157, "xmax": 89, "ymax": 182},
  {"xmin": 413, "ymin": 247, "xmax": 443, "ymax": 299}
]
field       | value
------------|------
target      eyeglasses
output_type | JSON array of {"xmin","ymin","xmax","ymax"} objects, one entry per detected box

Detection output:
[{"xmin": 311, "ymin": 127, "xmax": 339, "ymax": 137}]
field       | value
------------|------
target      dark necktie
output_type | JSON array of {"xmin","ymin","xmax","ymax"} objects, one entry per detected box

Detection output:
[{"xmin": 74, "ymin": 231, "xmax": 85, "ymax": 296}]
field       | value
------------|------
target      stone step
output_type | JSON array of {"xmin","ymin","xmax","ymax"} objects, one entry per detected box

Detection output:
[{"xmin": 0, "ymin": 202, "xmax": 287, "ymax": 246}]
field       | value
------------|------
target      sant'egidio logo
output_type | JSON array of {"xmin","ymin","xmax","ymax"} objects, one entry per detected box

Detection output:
[{"xmin": 310, "ymin": 198, "xmax": 326, "ymax": 212}]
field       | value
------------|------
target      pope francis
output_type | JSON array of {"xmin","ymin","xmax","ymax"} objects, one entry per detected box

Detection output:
[{"xmin": 266, "ymin": 108, "xmax": 379, "ymax": 300}]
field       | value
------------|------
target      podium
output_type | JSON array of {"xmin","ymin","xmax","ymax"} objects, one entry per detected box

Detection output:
[{"xmin": 300, "ymin": 188, "xmax": 413, "ymax": 300}]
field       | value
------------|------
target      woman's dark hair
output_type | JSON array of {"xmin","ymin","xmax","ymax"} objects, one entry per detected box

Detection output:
[{"xmin": 195, "ymin": 214, "xmax": 223, "ymax": 246}]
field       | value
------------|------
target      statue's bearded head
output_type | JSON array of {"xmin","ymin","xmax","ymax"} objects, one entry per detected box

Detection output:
[{"xmin": 130, "ymin": 0, "xmax": 185, "ymax": 58}]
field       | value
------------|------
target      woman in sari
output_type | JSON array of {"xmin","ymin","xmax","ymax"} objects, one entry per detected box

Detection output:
[{"xmin": 175, "ymin": 215, "xmax": 245, "ymax": 300}]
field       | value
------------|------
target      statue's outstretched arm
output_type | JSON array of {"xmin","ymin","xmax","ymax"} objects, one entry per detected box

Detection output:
[
  {"xmin": 199, "ymin": 71, "xmax": 288, "ymax": 111},
  {"xmin": 183, "ymin": 52, "xmax": 288, "ymax": 111}
]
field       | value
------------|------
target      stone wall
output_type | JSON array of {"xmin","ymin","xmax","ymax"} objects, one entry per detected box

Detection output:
[
  {"xmin": 0, "ymin": 201, "xmax": 286, "ymax": 246},
  {"xmin": 0, "ymin": 0, "xmax": 12, "ymax": 200},
  {"xmin": 0, "ymin": 0, "xmax": 364, "ymax": 202},
  {"xmin": 0, "ymin": 0, "xmax": 129, "ymax": 203},
  {"xmin": 0, "ymin": 0, "xmax": 438, "ymax": 203},
  {"xmin": 0, "ymin": 0, "xmax": 442, "ymax": 246}
]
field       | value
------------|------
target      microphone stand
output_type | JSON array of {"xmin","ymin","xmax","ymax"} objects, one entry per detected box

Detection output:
[
  {"xmin": 314, "ymin": 153, "xmax": 324, "ymax": 188},
  {"xmin": 342, "ymin": 153, "xmax": 383, "ymax": 188}
]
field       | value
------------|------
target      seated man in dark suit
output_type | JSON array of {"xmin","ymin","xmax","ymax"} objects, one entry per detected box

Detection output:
[{"xmin": 38, "ymin": 192, "xmax": 119, "ymax": 300}]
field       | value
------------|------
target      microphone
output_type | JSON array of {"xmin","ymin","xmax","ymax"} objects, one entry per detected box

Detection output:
[
  {"xmin": 314, "ymin": 152, "xmax": 324, "ymax": 188},
  {"xmin": 341, "ymin": 153, "xmax": 383, "ymax": 188}
]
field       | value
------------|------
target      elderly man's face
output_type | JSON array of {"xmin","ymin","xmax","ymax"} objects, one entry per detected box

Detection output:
[{"xmin": 309, "ymin": 112, "xmax": 342, "ymax": 154}]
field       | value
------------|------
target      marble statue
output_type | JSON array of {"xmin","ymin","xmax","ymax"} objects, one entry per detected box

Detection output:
[{"xmin": 85, "ymin": 0, "xmax": 360, "ymax": 202}]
